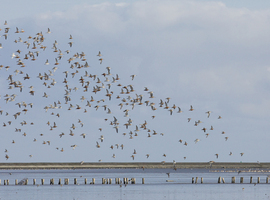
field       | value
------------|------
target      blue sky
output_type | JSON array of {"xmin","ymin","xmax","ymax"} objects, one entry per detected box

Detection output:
[{"xmin": 0, "ymin": 0, "xmax": 270, "ymax": 163}]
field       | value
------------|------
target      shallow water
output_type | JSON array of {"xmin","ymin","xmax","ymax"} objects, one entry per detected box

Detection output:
[{"xmin": 1, "ymin": 168, "xmax": 270, "ymax": 200}]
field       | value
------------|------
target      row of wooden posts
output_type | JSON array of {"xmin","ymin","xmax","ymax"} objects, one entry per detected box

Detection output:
[
  {"xmin": 1, "ymin": 177, "xmax": 144, "ymax": 185},
  {"xmin": 192, "ymin": 176, "xmax": 269, "ymax": 184},
  {"xmin": 1, "ymin": 176, "xmax": 269, "ymax": 185}
]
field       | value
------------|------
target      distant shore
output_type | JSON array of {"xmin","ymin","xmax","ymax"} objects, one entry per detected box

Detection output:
[{"xmin": 0, "ymin": 162, "xmax": 268, "ymax": 170}]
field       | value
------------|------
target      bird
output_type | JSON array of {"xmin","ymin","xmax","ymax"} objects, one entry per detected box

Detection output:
[
  {"xmin": 206, "ymin": 111, "xmax": 211, "ymax": 118},
  {"xmin": 194, "ymin": 139, "xmax": 200, "ymax": 144},
  {"xmin": 97, "ymin": 51, "xmax": 102, "ymax": 57},
  {"xmin": 130, "ymin": 75, "xmax": 136, "ymax": 80}
]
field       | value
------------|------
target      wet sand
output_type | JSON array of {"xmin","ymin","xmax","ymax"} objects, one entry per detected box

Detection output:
[{"xmin": 0, "ymin": 162, "xmax": 269, "ymax": 170}]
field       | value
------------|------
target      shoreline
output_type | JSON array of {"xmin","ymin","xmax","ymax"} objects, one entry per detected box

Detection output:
[{"xmin": 0, "ymin": 162, "xmax": 268, "ymax": 170}]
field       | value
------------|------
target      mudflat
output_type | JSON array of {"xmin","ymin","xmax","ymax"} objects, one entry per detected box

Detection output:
[{"xmin": 0, "ymin": 162, "xmax": 268, "ymax": 170}]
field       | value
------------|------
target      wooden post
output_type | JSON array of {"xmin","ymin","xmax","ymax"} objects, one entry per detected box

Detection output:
[
  {"xmin": 33, "ymin": 179, "xmax": 36, "ymax": 185},
  {"xmin": 257, "ymin": 177, "xmax": 260, "ymax": 183},
  {"xmin": 74, "ymin": 178, "xmax": 77, "ymax": 185},
  {"xmin": 240, "ymin": 177, "xmax": 244, "ymax": 184},
  {"xmin": 102, "ymin": 178, "xmax": 105, "ymax": 184},
  {"xmin": 65, "ymin": 178, "xmax": 69, "ymax": 185},
  {"xmin": 195, "ymin": 177, "xmax": 198, "ymax": 184},
  {"xmin": 222, "ymin": 178, "xmax": 225, "ymax": 183},
  {"xmin": 192, "ymin": 177, "xmax": 194, "ymax": 184},
  {"xmin": 58, "ymin": 178, "xmax": 61, "ymax": 185},
  {"xmin": 266, "ymin": 177, "xmax": 269, "ymax": 183},
  {"xmin": 218, "ymin": 177, "xmax": 221, "ymax": 183},
  {"xmin": 115, "ymin": 178, "xmax": 118, "ymax": 184},
  {"xmin": 232, "ymin": 177, "xmax": 235, "ymax": 183},
  {"xmin": 106, "ymin": 178, "xmax": 109, "ymax": 184},
  {"xmin": 131, "ymin": 178, "xmax": 136, "ymax": 184},
  {"xmin": 92, "ymin": 178, "xmax": 95, "ymax": 184},
  {"xmin": 109, "ymin": 178, "xmax": 112, "ymax": 184},
  {"xmin": 201, "ymin": 177, "xmax": 203, "ymax": 184},
  {"xmin": 50, "ymin": 178, "xmax": 54, "ymax": 185},
  {"xmin": 41, "ymin": 179, "xmax": 44, "ymax": 185},
  {"xmin": 15, "ymin": 179, "xmax": 18, "ymax": 185},
  {"xmin": 250, "ymin": 177, "xmax": 253, "ymax": 183},
  {"xmin": 4, "ymin": 180, "xmax": 6, "ymax": 185},
  {"xmin": 25, "ymin": 179, "xmax": 28, "ymax": 185},
  {"xmin": 142, "ymin": 178, "xmax": 145, "ymax": 184},
  {"xmin": 84, "ymin": 178, "xmax": 87, "ymax": 185}
]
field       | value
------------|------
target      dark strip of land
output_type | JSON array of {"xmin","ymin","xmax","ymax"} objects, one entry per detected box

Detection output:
[{"xmin": 0, "ymin": 162, "xmax": 268, "ymax": 170}]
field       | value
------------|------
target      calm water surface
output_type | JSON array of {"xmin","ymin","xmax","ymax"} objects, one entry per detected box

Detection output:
[{"xmin": 0, "ymin": 168, "xmax": 270, "ymax": 200}]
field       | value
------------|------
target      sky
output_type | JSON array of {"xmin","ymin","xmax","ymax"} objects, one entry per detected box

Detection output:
[{"xmin": 0, "ymin": 0, "xmax": 270, "ymax": 163}]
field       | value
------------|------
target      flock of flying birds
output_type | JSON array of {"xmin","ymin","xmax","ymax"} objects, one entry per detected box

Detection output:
[{"xmin": 0, "ymin": 21, "xmax": 244, "ymax": 162}]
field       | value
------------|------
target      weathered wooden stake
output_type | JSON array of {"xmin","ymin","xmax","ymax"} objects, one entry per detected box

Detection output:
[
  {"xmin": 50, "ymin": 178, "xmax": 54, "ymax": 185},
  {"xmin": 131, "ymin": 178, "xmax": 136, "ymax": 184},
  {"xmin": 232, "ymin": 177, "xmax": 235, "ymax": 183},
  {"xmin": 25, "ymin": 179, "xmax": 28, "ymax": 185},
  {"xmin": 250, "ymin": 177, "xmax": 253, "ymax": 183},
  {"xmin": 15, "ymin": 179, "xmax": 18, "ymax": 185},
  {"xmin": 109, "ymin": 178, "xmax": 112, "ymax": 184},
  {"xmin": 74, "ymin": 178, "xmax": 77, "ymax": 185},
  {"xmin": 222, "ymin": 178, "xmax": 225, "ymax": 183},
  {"xmin": 58, "ymin": 178, "xmax": 61, "ymax": 185},
  {"xmin": 33, "ymin": 179, "xmax": 36, "ymax": 185},
  {"xmin": 192, "ymin": 177, "xmax": 194, "ymax": 184},
  {"xmin": 84, "ymin": 178, "xmax": 87, "ymax": 185},
  {"xmin": 257, "ymin": 177, "xmax": 260, "ymax": 183},
  {"xmin": 92, "ymin": 178, "xmax": 95, "ymax": 184},
  {"xmin": 201, "ymin": 177, "xmax": 203, "ymax": 184},
  {"xmin": 240, "ymin": 177, "xmax": 244, "ymax": 184},
  {"xmin": 142, "ymin": 178, "xmax": 145, "ymax": 184},
  {"xmin": 115, "ymin": 178, "xmax": 118, "ymax": 184},
  {"xmin": 266, "ymin": 177, "xmax": 269, "ymax": 183},
  {"xmin": 65, "ymin": 178, "xmax": 69, "ymax": 185},
  {"xmin": 218, "ymin": 177, "xmax": 221, "ymax": 183},
  {"xmin": 41, "ymin": 179, "xmax": 44, "ymax": 185},
  {"xmin": 195, "ymin": 177, "xmax": 198, "ymax": 184},
  {"xmin": 102, "ymin": 178, "xmax": 105, "ymax": 184}
]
